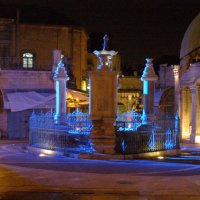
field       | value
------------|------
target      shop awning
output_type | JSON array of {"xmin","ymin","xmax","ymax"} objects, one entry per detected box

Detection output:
[
  {"xmin": 2, "ymin": 89, "xmax": 89, "ymax": 112},
  {"xmin": 2, "ymin": 90, "xmax": 55, "ymax": 112}
]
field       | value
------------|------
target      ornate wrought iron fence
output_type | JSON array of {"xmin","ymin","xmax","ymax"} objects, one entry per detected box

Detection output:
[
  {"xmin": 115, "ymin": 110, "xmax": 142, "ymax": 132},
  {"xmin": 29, "ymin": 109, "xmax": 93, "ymax": 152},
  {"xmin": 115, "ymin": 112, "xmax": 180, "ymax": 154}
]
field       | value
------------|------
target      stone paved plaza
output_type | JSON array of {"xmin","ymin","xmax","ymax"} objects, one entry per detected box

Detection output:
[{"xmin": 0, "ymin": 140, "xmax": 200, "ymax": 199}]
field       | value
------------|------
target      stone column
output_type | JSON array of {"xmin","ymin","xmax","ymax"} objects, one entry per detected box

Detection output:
[
  {"xmin": 179, "ymin": 87, "xmax": 183, "ymax": 140},
  {"xmin": 190, "ymin": 85, "xmax": 196, "ymax": 143},
  {"xmin": 173, "ymin": 65, "xmax": 180, "ymax": 116},
  {"xmin": 140, "ymin": 58, "xmax": 158, "ymax": 125},
  {"xmin": 181, "ymin": 87, "xmax": 191, "ymax": 139},
  {"xmin": 53, "ymin": 58, "xmax": 69, "ymax": 124}
]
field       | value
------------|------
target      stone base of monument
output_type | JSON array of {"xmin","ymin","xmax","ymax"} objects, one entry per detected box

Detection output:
[
  {"xmin": 89, "ymin": 134, "xmax": 116, "ymax": 154},
  {"xmin": 89, "ymin": 119, "xmax": 116, "ymax": 154},
  {"xmin": 91, "ymin": 119, "xmax": 116, "ymax": 135}
]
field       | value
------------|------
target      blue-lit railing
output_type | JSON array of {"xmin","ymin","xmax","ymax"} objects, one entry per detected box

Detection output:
[
  {"xmin": 29, "ymin": 109, "xmax": 93, "ymax": 153},
  {"xmin": 67, "ymin": 108, "xmax": 93, "ymax": 135},
  {"xmin": 115, "ymin": 110, "xmax": 142, "ymax": 132},
  {"xmin": 115, "ymin": 112, "xmax": 179, "ymax": 154}
]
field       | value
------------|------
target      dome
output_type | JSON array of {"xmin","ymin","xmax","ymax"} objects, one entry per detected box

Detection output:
[{"xmin": 180, "ymin": 13, "xmax": 200, "ymax": 58}]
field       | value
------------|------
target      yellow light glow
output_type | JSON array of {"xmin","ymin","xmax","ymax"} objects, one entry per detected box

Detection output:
[
  {"xmin": 157, "ymin": 156, "xmax": 164, "ymax": 160},
  {"xmin": 81, "ymin": 80, "xmax": 87, "ymax": 91},
  {"xmin": 195, "ymin": 136, "xmax": 200, "ymax": 144},
  {"xmin": 41, "ymin": 149, "xmax": 55, "ymax": 155},
  {"xmin": 39, "ymin": 153, "xmax": 46, "ymax": 157},
  {"xmin": 182, "ymin": 132, "xmax": 190, "ymax": 139}
]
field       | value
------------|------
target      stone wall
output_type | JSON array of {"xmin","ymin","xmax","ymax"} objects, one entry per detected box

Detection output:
[
  {"xmin": 18, "ymin": 24, "xmax": 71, "ymax": 68},
  {"xmin": 0, "ymin": 70, "xmax": 54, "ymax": 90},
  {"xmin": 6, "ymin": 23, "xmax": 88, "ymax": 90}
]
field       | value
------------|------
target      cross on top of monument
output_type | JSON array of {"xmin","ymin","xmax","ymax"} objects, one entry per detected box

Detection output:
[{"xmin": 102, "ymin": 34, "xmax": 109, "ymax": 50}]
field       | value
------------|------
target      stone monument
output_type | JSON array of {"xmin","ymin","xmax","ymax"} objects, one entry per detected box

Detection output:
[{"xmin": 88, "ymin": 35, "xmax": 118, "ymax": 154}]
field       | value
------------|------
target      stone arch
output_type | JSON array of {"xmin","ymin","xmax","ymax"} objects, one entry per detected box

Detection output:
[{"xmin": 158, "ymin": 87, "xmax": 174, "ymax": 116}]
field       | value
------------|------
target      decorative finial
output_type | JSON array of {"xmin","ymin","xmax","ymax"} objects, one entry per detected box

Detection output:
[
  {"xmin": 93, "ymin": 34, "xmax": 117, "ymax": 70},
  {"xmin": 141, "ymin": 58, "xmax": 158, "ymax": 81},
  {"xmin": 103, "ymin": 34, "xmax": 109, "ymax": 50},
  {"xmin": 53, "ymin": 55, "xmax": 69, "ymax": 81}
]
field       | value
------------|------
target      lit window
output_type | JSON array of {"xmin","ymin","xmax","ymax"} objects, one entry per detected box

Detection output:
[{"xmin": 23, "ymin": 53, "xmax": 34, "ymax": 68}]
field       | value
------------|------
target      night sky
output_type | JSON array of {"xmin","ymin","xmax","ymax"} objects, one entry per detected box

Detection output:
[{"xmin": 0, "ymin": 0, "xmax": 200, "ymax": 67}]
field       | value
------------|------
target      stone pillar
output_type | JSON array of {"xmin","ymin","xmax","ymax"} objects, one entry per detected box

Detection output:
[
  {"xmin": 196, "ymin": 85, "xmax": 200, "ymax": 134},
  {"xmin": 179, "ymin": 87, "xmax": 183, "ymax": 140},
  {"xmin": 140, "ymin": 58, "xmax": 158, "ymax": 125},
  {"xmin": 88, "ymin": 34, "xmax": 118, "ymax": 154},
  {"xmin": 53, "ymin": 58, "xmax": 69, "ymax": 124},
  {"xmin": 173, "ymin": 65, "xmax": 180, "ymax": 116},
  {"xmin": 181, "ymin": 87, "xmax": 191, "ymax": 139},
  {"xmin": 190, "ymin": 85, "xmax": 196, "ymax": 143}
]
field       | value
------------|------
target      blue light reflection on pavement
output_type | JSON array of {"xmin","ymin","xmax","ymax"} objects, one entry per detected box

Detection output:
[{"xmin": 166, "ymin": 156, "xmax": 200, "ymax": 160}]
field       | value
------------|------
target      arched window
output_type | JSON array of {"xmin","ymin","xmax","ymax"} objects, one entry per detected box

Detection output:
[{"xmin": 23, "ymin": 53, "xmax": 34, "ymax": 68}]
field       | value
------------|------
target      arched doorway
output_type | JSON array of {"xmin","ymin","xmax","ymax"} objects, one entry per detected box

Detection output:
[{"xmin": 158, "ymin": 87, "xmax": 174, "ymax": 116}]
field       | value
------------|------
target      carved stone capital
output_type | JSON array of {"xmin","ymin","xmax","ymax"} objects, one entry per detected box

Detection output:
[
  {"xmin": 141, "ymin": 58, "xmax": 158, "ymax": 81},
  {"xmin": 173, "ymin": 65, "xmax": 180, "ymax": 77},
  {"xmin": 93, "ymin": 50, "xmax": 118, "ymax": 71}
]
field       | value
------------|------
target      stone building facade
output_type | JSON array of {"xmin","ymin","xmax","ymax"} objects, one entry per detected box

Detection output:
[
  {"xmin": 0, "ymin": 70, "xmax": 54, "ymax": 138},
  {"xmin": 117, "ymin": 76, "xmax": 142, "ymax": 113},
  {"xmin": 155, "ymin": 13, "xmax": 200, "ymax": 143},
  {"xmin": 0, "ymin": 18, "xmax": 88, "ymax": 138},
  {"xmin": 179, "ymin": 13, "xmax": 200, "ymax": 143},
  {"xmin": 0, "ymin": 18, "xmax": 88, "ymax": 90}
]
